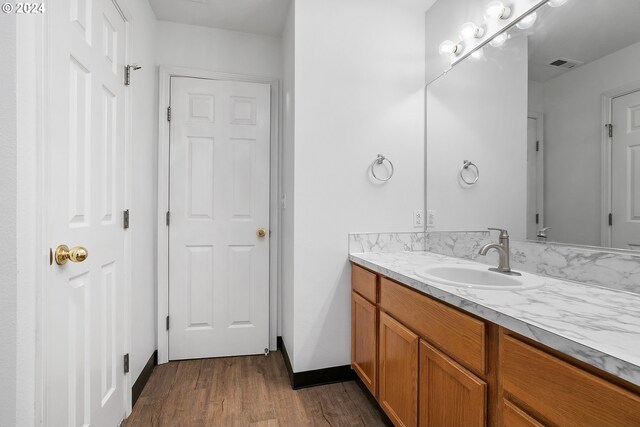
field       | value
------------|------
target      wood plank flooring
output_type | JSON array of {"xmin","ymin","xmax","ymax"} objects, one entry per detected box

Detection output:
[{"xmin": 123, "ymin": 351, "xmax": 388, "ymax": 427}]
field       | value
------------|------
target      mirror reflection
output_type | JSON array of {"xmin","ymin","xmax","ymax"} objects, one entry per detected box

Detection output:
[{"xmin": 426, "ymin": 0, "xmax": 640, "ymax": 250}]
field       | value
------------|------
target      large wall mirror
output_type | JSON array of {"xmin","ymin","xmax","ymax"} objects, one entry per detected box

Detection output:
[{"xmin": 426, "ymin": 0, "xmax": 640, "ymax": 251}]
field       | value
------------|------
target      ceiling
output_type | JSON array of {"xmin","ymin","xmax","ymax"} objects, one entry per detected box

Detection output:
[
  {"xmin": 149, "ymin": 0, "xmax": 292, "ymax": 37},
  {"xmin": 528, "ymin": 0, "xmax": 640, "ymax": 82},
  {"xmin": 149, "ymin": 0, "xmax": 438, "ymax": 37}
]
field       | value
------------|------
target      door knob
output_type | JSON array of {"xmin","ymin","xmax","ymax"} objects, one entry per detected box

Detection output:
[
  {"xmin": 54, "ymin": 245, "xmax": 88, "ymax": 265},
  {"xmin": 257, "ymin": 228, "xmax": 267, "ymax": 238}
]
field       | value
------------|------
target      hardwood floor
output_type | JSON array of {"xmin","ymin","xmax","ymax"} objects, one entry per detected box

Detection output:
[{"xmin": 123, "ymin": 351, "xmax": 388, "ymax": 427}]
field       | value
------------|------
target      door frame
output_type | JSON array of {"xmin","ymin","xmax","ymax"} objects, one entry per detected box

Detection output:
[
  {"xmin": 20, "ymin": 0, "xmax": 135, "ymax": 422},
  {"xmin": 601, "ymin": 82, "xmax": 640, "ymax": 247},
  {"xmin": 156, "ymin": 66, "xmax": 281, "ymax": 364}
]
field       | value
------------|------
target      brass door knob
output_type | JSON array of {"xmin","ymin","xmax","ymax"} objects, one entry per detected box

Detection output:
[
  {"xmin": 55, "ymin": 245, "xmax": 88, "ymax": 265},
  {"xmin": 257, "ymin": 228, "xmax": 267, "ymax": 238}
]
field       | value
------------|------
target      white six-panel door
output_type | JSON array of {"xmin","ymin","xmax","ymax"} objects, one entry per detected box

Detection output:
[
  {"xmin": 47, "ymin": 0, "xmax": 128, "ymax": 426},
  {"xmin": 168, "ymin": 77, "xmax": 271, "ymax": 360},
  {"xmin": 612, "ymin": 90, "xmax": 640, "ymax": 250}
]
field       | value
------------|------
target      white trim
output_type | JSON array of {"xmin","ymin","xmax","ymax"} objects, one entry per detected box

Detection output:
[
  {"xmin": 156, "ymin": 66, "xmax": 281, "ymax": 364},
  {"xmin": 120, "ymin": 2, "xmax": 134, "ymax": 415},
  {"xmin": 600, "ymin": 81, "xmax": 640, "ymax": 248},
  {"xmin": 16, "ymin": 6, "xmax": 46, "ymax": 426}
]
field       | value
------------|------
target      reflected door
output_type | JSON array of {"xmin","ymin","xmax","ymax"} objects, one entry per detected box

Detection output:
[
  {"xmin": 168, "ymin": 77, "xmax": 271, "ymax": 359},
  {"xmin": 526, "ymin": 116, "xmax": 543, "ymax": 240},
  {"xmin": 612, "ymin": 90, "xmax": 640, "ymax": 250},
  {"xmin": 47, "ymin": 0, "xmax": 128, "ymax": 425}
]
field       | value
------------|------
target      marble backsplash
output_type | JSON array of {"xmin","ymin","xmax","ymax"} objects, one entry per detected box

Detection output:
[{"xmin": 348, "ymin": 231, "xmax": 640, "ymax": 294}]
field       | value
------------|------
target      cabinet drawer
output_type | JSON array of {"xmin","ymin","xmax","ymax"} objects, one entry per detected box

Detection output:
[
  {"xmin": 501, "ymin": 334, "xmax": 640, "ymax": 427},
  {"xmin": 502, "ymin": 400, "xmax": 544, "ymax": 427},
  {"xmin": 380, "ymin": 277, "xmax": 486, "ymax": 376},
  {"xmin": 351, "ymin": 264, "xmax": 378, "ymax": 303}
]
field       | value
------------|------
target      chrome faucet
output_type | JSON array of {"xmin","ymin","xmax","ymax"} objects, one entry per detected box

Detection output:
[
  {"xmin": 479, "ymin": 228, "xmax": 521, "ymax": 276},
  {"xmin": 537, "ymin": 227, "xmax": 552, "ymax": 241}
]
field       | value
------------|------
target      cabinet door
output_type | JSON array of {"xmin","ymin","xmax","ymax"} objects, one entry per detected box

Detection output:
[
  {"xmin": 379, "ymin": 311, "xmax": 418, "ymax": 427},
  {"xmin": 419, "ymin": 341, "xmax": 486, "ymax": 427},
  {"xmin": 352, "ymin": 291, "xmax": 377, "ymax": 395}
]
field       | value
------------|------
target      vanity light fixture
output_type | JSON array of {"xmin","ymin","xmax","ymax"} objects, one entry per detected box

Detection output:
[
  {"xmin": 485, "ymin": 1, "xmax": 512, "ymax": 20},
  {"xmin": 516, "ymin": 11, "xmax": 537, "ymax": 29},
  {"xmin": 548, "ymin": 0, "xmax": 570, "ymax": 7},
  {"xmin": 460, "ymin": 22, "xmax": 485, "ymax": 40},
  {"xmin": 471, "ymin": 48, "xmax": 485, "ymax": 60},
  {"xmin": 489, "ymin": 32, "xmax": 510, "ymax": 47},
  {"xmin": 439, "ymin": 40, "xmax": 464, "ymax": 56}
]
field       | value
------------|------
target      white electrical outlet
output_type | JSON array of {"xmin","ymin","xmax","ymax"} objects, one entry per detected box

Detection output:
[
  {"xmin": 427, "ymin": 210, "xmax": 437, "ymax": 228},
  {"xmin": 413, "ymin": 209, "xmax": 424, "ymax": 228}
]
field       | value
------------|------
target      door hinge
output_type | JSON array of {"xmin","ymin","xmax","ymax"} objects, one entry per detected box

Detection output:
[
  {"xmin": 606, "ymin": 123, "xmax": 613, "ymax": 138},
  {"xmin": 167, "ymin": 106, "xmax": 171, "ymax": 122},
  {"xmin": 535, "ymin": 213, "xmax": 539, "ymax": 225},
  {"xmin": 166, "ymin": 315, "xmax": 170, "ymax": 330},
  {"xmin": 166, "ymin": 211, "xmax": 170, "ymax": 226},
  {"xmin": 124, "ymin": 353, "xmax": 130, "ymax": 374},
  {"xmin": 123, "ymin": 209, "xmax": 130, "ymax": 229},
  {"xmin": 609, "ymin": 213, "xmax": 613, "ymax": 226},
  {"xmin": 536, "ymin": 141, "xmax": 540, "ymax": 152}
]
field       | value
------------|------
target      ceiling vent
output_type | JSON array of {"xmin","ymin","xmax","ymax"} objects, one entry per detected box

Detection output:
[{"xmin": 546, "ymin": 57, "xmax": 584, "ymax": 70}]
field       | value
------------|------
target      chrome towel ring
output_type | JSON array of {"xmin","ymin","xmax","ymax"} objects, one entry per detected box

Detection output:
[
  {"xmin": 460, "ymin": 160, "xmax": 479, "ymax": 185},
  {"xmin": 370, "ymin": 154, "xmax": 394, "ymax": 182}
]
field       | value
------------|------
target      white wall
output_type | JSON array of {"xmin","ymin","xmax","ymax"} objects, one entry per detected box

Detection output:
[
  {"xmin": 126, "ymin": 0, "xmax": 160, "ymax": 383},
  {"xmin": 536, "ymin": 41, "xmax": 640, "ymax": 246},
  {"xmin": 288, "ymin": 0, "xmax": 431, "ymax": 372},
  {"xmin": 280, "ymin": 2, "xmax": 295, "ymax": 358},
  {"xmin": 426, "ymin": 36, "xmax": 528, "ymax": 237},
  {"xmin": 528, "ymin": 80, "xmax": 543, "ymax": 114},
  {"xmin": 0, "ymin": 12, "xmax": 17, "ymax": 427},
  {"xmin": 156, "ymin": 21, "xmax": 282, "ymax": 78}
]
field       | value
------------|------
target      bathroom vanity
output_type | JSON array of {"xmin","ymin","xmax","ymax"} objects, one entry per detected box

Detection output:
[
  {"xmin": 354, "ymin": 0, "xmax": 640, "ymax": 424},
  {"xmin": 349, "ymin": 252, "xmax": 640, "ymax": 427}
]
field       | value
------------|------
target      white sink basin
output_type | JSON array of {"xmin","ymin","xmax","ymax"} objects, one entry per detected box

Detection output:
[{"xmin": 414, "ymin": 264, "xmax": 545, "ymax": 290}]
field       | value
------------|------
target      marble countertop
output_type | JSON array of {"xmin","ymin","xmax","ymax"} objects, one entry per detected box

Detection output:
[{"xmin": 349, "ymin": 251, "xmax": 640, "ymax": 387}]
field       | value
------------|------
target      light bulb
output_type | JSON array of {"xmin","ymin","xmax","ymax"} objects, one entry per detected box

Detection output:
[
  {"xmin": 439, "ymin": 40, "xmax": 463, "ymax": 56},
  {"xmin": 439, "ymin": 40, "xmax": 454, "ymax": 55},
  {"xmin": 516, "ymin": 12, "xmax": 537, "ymax": 29},
  {"xmin": 489, "ymin": 32, "xmax": 509, "ymax": 47},
  {"xmin": 460, "ymin": 22, "xmax": 485, "ymax": 40},
  {"xmin": 471, "ymin": 48, "xmax": 485, "ymax": 60},
  {"xmin": 548, "ymin": 0, "xmax": 569, "ymax": 7},
  {"xmin": 485, "ymin": 1, "xmax": 511, "ymax": 20}
]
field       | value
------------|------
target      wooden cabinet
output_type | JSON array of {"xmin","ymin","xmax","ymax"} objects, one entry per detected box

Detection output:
[
  {"xmin": 380, "ymin": 277, "xmax": 486, "ymax": 376},
  {"xmin": 350, "ymin": 263, "xmax": 640, "ymax": 427},
  {"xmin": 501, "ymin": 333, "xmax": 640, "ymax": 427},
  {"xmin": 419, "ymin": 341, "xmax": 486, "ymax": 427},
  {"xmin": 379, "ymin": 312, "xmax": 418, "ymax": 427},
  {"xmin": 351, "ymin": 291, "xmax": 377, "ymax": 396}
]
